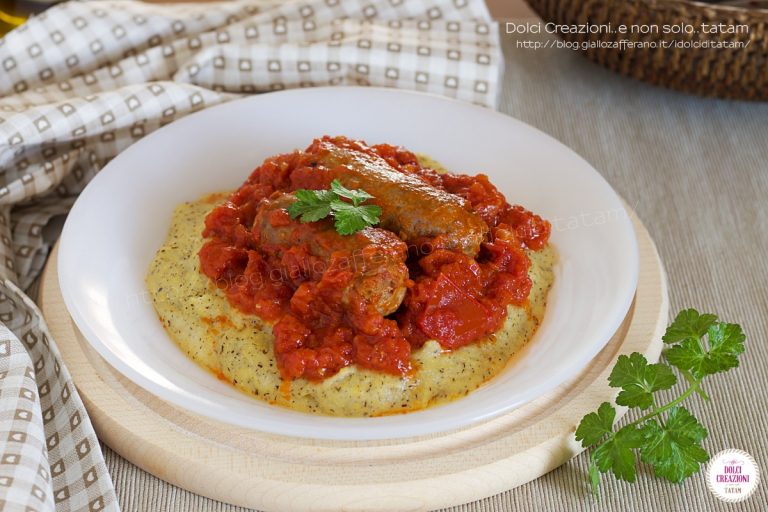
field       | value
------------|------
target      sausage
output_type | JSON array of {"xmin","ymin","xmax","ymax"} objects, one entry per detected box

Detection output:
[
  {"xmin": 301, "ymin": 138, "xmax": 489, "ymax": 257},
  {"xmin": 253, "ymin": 193, "xmax": 409, "ymax": 316}
]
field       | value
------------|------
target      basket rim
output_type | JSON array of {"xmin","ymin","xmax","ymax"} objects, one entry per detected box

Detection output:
[{"xmin": 642, "ymin": 0, "xmax": 768, "ymax": 17}]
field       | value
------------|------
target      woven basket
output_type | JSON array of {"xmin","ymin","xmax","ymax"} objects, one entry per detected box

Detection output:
[{"xmin": 523, "ymin": 0, "xmax": 768, "ymax": 100}]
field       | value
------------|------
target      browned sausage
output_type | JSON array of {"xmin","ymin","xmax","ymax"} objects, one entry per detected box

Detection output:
[
  {"xmin": 301, "ymin": 138, "xmax": 489, "ymax": 257},
  {"xmin": 253, "ymin": 192, "xmax": 409, "ymax": 316}
]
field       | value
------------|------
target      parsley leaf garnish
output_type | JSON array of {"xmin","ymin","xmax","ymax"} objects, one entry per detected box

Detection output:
[
  {"xmin": 576, "ymin": 309, "xmax": 746, "ymax": 498},
  {"xmin": 661, "ymin": 309, "xmax": 717, "ymax": 344},
  {"xmin": 639, "ymin": 406, "xmax": 709, "ymax": 483},
  {"xmin": 330, "ymin": 200, "xmax": 382, "ymax": 236},
  {"xmin": 287, "ymin": 189, "xmax": 336, "ymax": 222},
  {"xmin": 608, "ymin": 353, "xmax": 676, "ymax": 410},
  {"xmin": 592, "ymin": 425, "xmax": 645, "ymax": 483},
  {"xmin": 665, "ymin": 321, "xmax": 745, "ymax": 379},
  {"xmin": 330, "ymin": 179, "xmax": 375, "ymax": 206},
  {"xmin": 287, "ymin": 179, "xmax": 381, "ymax": 235},
  {"xmin": 575, "ymin": 402, "xmax": 615, "ymax": 447}
]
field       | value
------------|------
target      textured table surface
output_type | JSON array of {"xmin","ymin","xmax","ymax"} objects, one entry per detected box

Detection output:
[{"xmin": 100, "ymin": 28, "xmax": 768, "ymax": 512}]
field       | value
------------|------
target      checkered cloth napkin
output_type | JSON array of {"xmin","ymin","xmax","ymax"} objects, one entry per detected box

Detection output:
[{"xmin": 0, "ymin": 1, "xmax": 501, "ymax": 510}]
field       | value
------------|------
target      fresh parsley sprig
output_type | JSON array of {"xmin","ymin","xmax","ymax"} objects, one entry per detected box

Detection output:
[
  {"xmin": 287, "ymin": 179, "xmax": 382, "ymax": 235},
  {"xmin": 576, "ymin": 309, "xmax": 746, "ymax": 498}
]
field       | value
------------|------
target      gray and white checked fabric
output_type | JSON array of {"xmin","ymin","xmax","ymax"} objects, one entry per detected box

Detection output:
[
  {"xmin": 0, "ymin": 281, "xmax": 112, "ymax": 512},
  {"xmin": 0, "ymin": 1, "xmax": 502, "ymax": 511}
]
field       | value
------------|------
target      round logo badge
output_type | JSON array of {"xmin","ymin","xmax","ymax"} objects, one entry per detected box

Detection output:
[{"xmin": 705, "ymin": 449, "xmax": 760, "ymax": 502}]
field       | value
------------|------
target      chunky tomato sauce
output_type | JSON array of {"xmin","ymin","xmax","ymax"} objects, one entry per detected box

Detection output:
[{"xmin": 199, "ymin": 137, "xmax": 550, "ymax": 381}]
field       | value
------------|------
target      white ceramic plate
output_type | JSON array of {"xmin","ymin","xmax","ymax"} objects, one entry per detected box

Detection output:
[{"xmin": 59, "ymin": 87, "xmax": 638, "ymax": 441}]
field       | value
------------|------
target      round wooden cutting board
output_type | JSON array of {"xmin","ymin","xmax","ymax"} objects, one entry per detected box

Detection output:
[{"xmin": 39, "ymin": 210, "xmax": 667, "ymax": 512}]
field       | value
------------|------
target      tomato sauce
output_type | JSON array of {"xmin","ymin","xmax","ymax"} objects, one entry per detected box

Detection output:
[{"xmin": 199, "ymin": 137, "xmax": 550, "ymax": 382}]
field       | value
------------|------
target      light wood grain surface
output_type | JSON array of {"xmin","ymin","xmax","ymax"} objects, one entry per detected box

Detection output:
[{"xmin": 39, "ymin": 207, "xmax": 667, "ymax": 512}]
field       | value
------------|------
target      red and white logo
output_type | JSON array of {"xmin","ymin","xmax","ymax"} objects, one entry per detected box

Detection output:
[{"xmin": 706, "ymin": 449, "xmax": 760, "ymax": 502}]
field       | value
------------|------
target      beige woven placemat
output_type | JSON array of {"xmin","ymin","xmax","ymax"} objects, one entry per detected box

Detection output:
[{"xmin": 53, "ymin": 25, "xmax": 768, "ymax": 512}]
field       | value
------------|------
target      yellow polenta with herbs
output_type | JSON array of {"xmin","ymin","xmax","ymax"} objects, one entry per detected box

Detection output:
[
  {"xmin": 147, "ymin": 145, "xmax": 555, "ymax": 417},
  {"xmin": 146, "ymin": 204, "xmax": 554, "ymax": 417}
]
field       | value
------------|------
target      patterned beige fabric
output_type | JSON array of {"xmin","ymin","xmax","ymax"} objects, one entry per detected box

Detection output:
[
  {"xmin": 0, "ymin": 282, "xmax": 113, "ymax": 512},
  {"xmin": 0, "ymin": 1, "xmax": 501, "ymax": 511}
]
